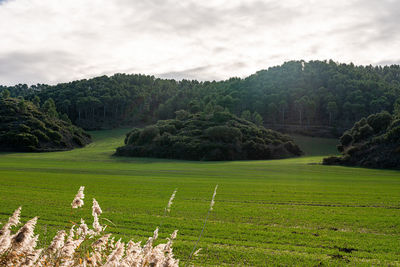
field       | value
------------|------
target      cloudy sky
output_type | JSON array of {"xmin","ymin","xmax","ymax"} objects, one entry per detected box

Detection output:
[{"xmin": 0, "ymin": 0, "xmax": 399, "ymax": 85}]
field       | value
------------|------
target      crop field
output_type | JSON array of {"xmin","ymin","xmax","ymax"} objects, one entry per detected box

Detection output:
[{"xmin": 0, "ymin": 129, "xmax": 399, "ymax": 266}]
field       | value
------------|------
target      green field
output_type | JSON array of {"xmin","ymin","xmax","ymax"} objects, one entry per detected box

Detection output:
[{"xmin": 0, "ymin": 129, "xmax": 399, "ymax": 266}]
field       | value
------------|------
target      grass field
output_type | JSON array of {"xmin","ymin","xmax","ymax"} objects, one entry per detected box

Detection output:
[{"xmin": 0, "ymin": 129, "xmax": 399, "ymax": 266}]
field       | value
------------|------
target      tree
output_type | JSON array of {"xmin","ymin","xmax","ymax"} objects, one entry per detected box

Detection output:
[
  {"xmin": 241, "ymin": 110, "xmax": 252, "ymax": 121},
  {"xmin": 33, "ymin": 96, "xmax": 41, "ymax": 107},
  {"xmin": 1, "ymin": 89, "xmax": 10, "ymax": 99},
  {"xmin": 278, "ymin": 100, "xmax": 287, "ymax": 124},
  {"xmin": 305, "ymin": 99, "xmax": 316, "ymax": 125},
  {"xmin": 295, "ymin": 96, "xmax": 309, "ymax": 125},
  {"xmin": 394, "ymin": 97, "xmax": 400, "ymax": 118},
  {"xmin": 18, "ymin": 99, "xmax": 27, "ymax": 113},
  {"xmin": 252, "ymin": 111, "xmax": 263, "ymax": 126},
  {"xmin": 267, "ymin": 103, "xmax": 278, "ymax": 124},
  {"xmin": 327, "ymin": 101, "xmax": 338, "ymax": 125},
  {"xmin": 42, "ymin": 98, "xmax": 58, "ymax": 118}
]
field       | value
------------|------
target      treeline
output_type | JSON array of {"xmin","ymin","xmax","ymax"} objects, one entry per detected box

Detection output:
[{"xmin": 2, "ymin": 60, "xmax": 400, "ymax": 131}]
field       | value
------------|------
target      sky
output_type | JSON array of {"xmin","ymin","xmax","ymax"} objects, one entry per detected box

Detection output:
[{"xmin": 0, "ymin": 0, "xmax": 399, "ymax": 86}]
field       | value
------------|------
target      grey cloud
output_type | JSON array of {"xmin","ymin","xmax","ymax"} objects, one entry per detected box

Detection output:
[
  {"xmin": 0, "ymin": 51, "xmax": 79, "ymax": 85},
  {"xmin": 158, "ymin": 61, "xmax": 247, "ymax": 81},
  {"xmin": 158, "ymin": 65, "xmax": 221, "ymax": 81},
  {"xmin": 374, "ymin": 59, "xmax": 400, "ymax": 66}
]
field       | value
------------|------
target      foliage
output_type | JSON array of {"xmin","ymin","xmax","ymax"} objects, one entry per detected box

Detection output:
[
  {"xmin": 323, "ymin": 111, "xmax": 400, "ymax": 169},
  {"xmin": 0, "ymin": 97, "xmax": 91, "ymax": 152},
  {"xmin": 116, "ymin": 112, "xmax": 303, "ymax": 160}
]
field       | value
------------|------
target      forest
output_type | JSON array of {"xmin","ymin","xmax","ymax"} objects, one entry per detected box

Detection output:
[{"xmin": 1, "ymin": 60, "xmax": 400, "ymax": 135}]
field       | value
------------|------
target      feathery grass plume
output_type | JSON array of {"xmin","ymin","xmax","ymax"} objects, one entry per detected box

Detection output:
[
  {"xmin": 0, "ymin": 207, "xmax": 21, "ymax": 254},
  {"xmin": 185, "ymin": 185, "xmax": 218, "ymax": 267},
  {"xmin": 193, "ymin": 248, "xmax": 202, "ymax": 257},
  {"xmin": 166, "ymin": 188, "xmax": 177, "ymax": 213},
  {"xmin": 11, "ymin": 217, "xmax": 38, "ymax": 253},
  {"xmin": 47, "ymin": 230, "xmax": 66, "ymax": 254},
  {"xmin": 71, "ymin": 186, "xmax": 85, "ymax": 208},
  {"xmin": 92, "ymin": 198, "xmax": 105, "ymax": 234},
  {"xmin": 121, "ymin": 240, "xmax": 142, "ymax": 266},
  {"xmin": 210, "ymin": 185, "xmax": 218, "ymax": 211},
  {"xmin": 92, "ymin": 198, "xmax": 102, "ymax": 216},
  {"xmin": 104, "ymin": 239, "xmax": 125, "ymax": 266}
]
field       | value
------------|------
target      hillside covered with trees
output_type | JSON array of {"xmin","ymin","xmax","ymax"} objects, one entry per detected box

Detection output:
[
  {"xmin": 115, "ymin": 111, "xmax": 302, "ymax": 160},
  {"xmin": 323, "ymin": 109, "xmax": 400, "ymax": 169},
  {"xmin": 1, "ymin": 60, "xmax": 400, "ymax": 135},
  {"xmin": 0, "ymin": 92, "xmax": 91, "ymax": 152}
]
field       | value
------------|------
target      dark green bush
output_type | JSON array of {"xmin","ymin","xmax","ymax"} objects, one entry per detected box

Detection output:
[
  {"xmin": 137, "ymin": 126, "xmax": 160, "ymax": 145},
  {"xmin": 367, "ymin": 111, "xmax": 392, "ymax": 133},
  {"xmin": 358, "ymin": 124, "xmax": 374, "ymax": 140},
  {"xmin": 205, "ymin": 126, "xmax": 242, "ymax": 143},
  {"xmin": 385, "ymin": 126, "xmax": 400, "ymax": 142},
  {"xmin": 32, "ymin": 129, "xmax": 50, "ymax": 142},
  {"xmin": 18, "ymin": 124, "xmax": 31, "ymax": 133},
  {"xmin": 125, "ymin": 129, "xmax": 141, "ymax": 145},
  {"xmin": 346, "ymin": 146, "xmax": 359, "ymax": 156},
  {"xmin": 15, "ymin": 133, "xmax": 39, "ymax": 147},
  {"xmin": 46, "ymin": 130, "xmax": 62, "ymax": 141},
  {"xmin": 340, "ymin": 133, "xmax": 353, "ymax": 146},
  {"xmin": 72, "ymin": 136, "xmax": 84, "ymax": 146}
]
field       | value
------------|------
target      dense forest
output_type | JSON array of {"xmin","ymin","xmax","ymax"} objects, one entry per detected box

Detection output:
[
  {"xmin": 323, "ymin": 109, "xmax": 400, "ymax": 169},
  {"xmin": 0, "ymin": 92, "xmax": 91, "ymax": 152},
  {"xmin": 116, "ymin": 111, "xmax": 302, "ymax": 160},
  {"xmin": 1, "ymin": 60, "xmax": 400, "ymax": 135}
]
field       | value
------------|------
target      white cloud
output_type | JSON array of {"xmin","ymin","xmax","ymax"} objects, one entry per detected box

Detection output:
[{"xmin": 0, "ymin": 0, "xmax": 399, "ymax": 85}]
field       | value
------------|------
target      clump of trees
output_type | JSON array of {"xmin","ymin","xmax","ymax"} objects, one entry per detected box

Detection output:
[
  {"xmin": 0, "ymin": 96, "xmax": 91, "ymax": 152},
  {"xmin": 115, "ymin": 111, "xmax": 303, "ymax": 161},
  {"xmin": 323, "ymin": 111, "xmax": 400, "ymax": 169}
]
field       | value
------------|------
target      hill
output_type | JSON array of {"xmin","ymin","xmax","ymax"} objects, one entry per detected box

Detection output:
[
  {"xmin": 0, "ymin": 97, "xmax": 91, "ymax": 152},
  {"xmin": 323, "ymin": 111, "xmax": 400, "ymax": 169},
  {"xmin": 2, "ymin": 60, "xmax": 400, "ymax": 137},
  {"xmin": 115, "ymin": 111, "xmax": 303, "ymax": 160}
]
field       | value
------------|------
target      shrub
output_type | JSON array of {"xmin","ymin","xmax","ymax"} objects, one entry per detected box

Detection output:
[
  {"xmin": 32, "ymin": 129, "xmax": 50, "ymax": 142},
  {"xmin": 46, "ymin": 129, "xmax": 62, "ymax": 141},
  {"xmin": 346, "ymin": 146, "xmax": 359, "ymax": 156},
  {"xmin": 323, "ymin": 156, "xmax": 341, "ymax": 165},
  {"xmin": 340, "ymin": 133, "xmax": 353, "ymax": 146},
  {"xmin": 18, "ymin": 124, "xmax": 31, "ymax": 133},
  {"xmin": 205, "ymin": 126, "xmax": 242, "ymax": 143},
  {"xmin": 15, "ymin": 133, "xmax": 39, "ymax": 147},
  {"xmin": 284, "ymin": 141, "xmax": 302, "ymax": 156},
  {"xmin": 358, "ymin": 124, "xmax": 374, "ymax": 139},
  {"xmin": 125, "ymin": 128, "xmax": 141, "ymax": 145},
  {"xmin": 72, "ymin": 136, "xmax": 84, "ymax": 146},
  {"xmin": 367, "ymin": 111, "xmax": 392, "ymax": 133},
  {"xmin": 137, "ymin": 126, "xmax": 160, "ymax": 145},
  {"xmin": 385, "ymin": 126, "xmax": 400, "ymax": 142},
  {"xmin": 28, "ymin": 118, "xmax": 46, "ymax": 130}
]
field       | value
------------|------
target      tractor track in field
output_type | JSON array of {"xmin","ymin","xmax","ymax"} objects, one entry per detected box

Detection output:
[{"xmin": 193, "ymin": 198, "xmax": 400, "ymax": 209}]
